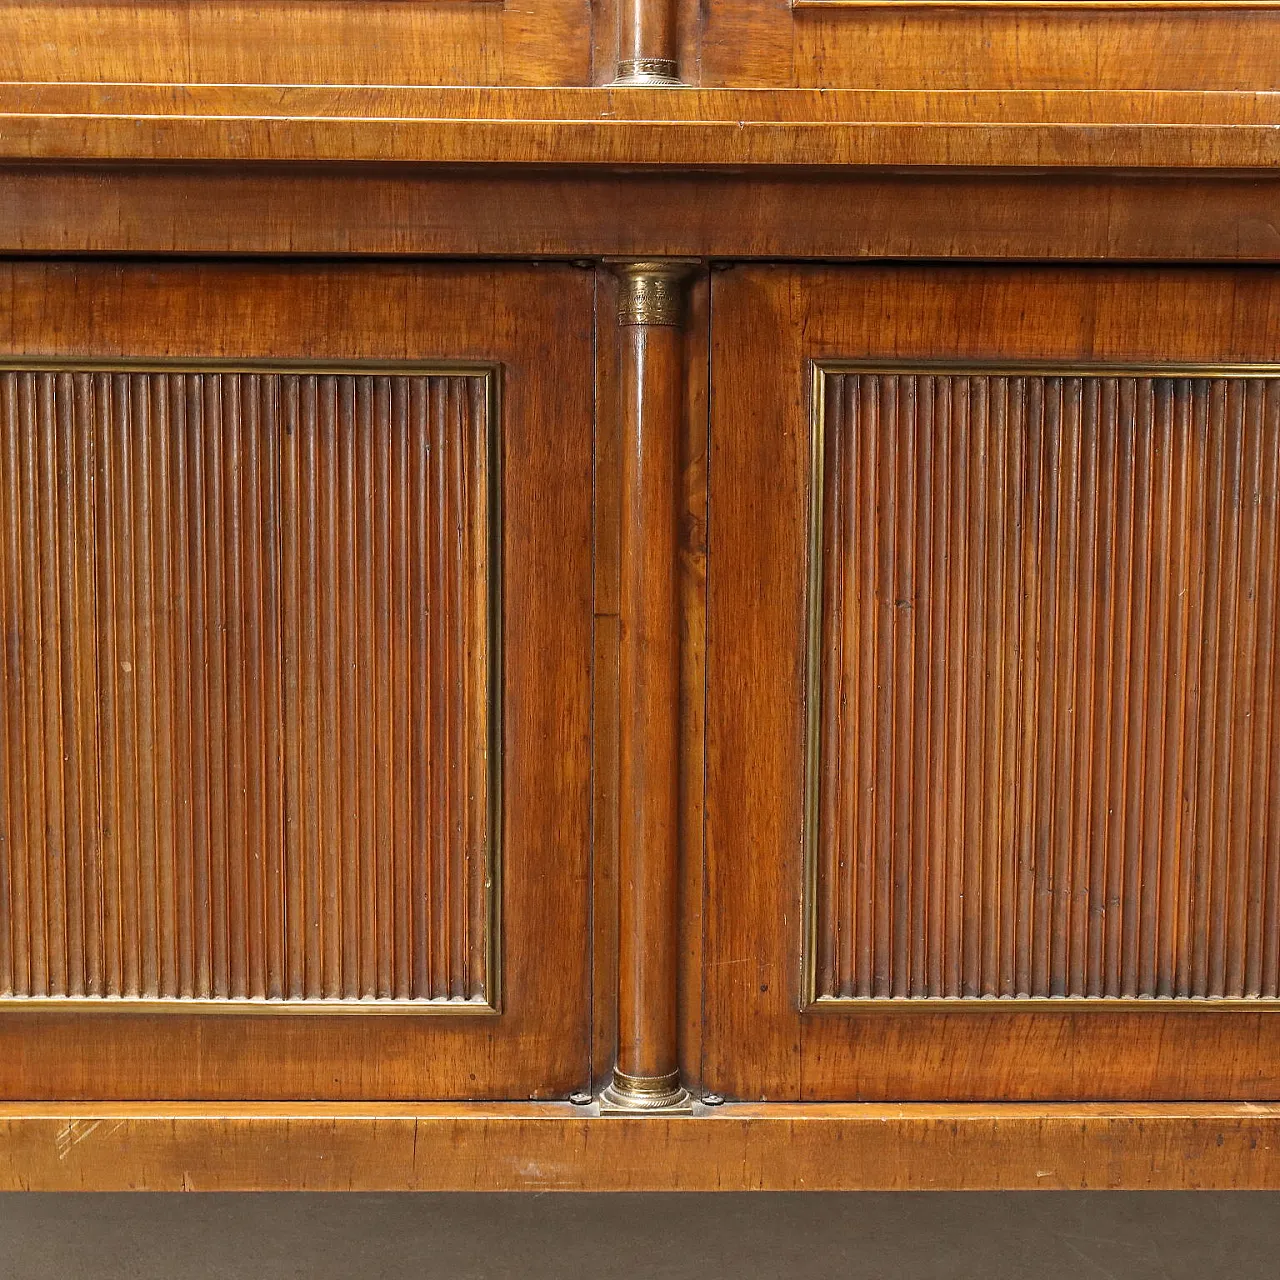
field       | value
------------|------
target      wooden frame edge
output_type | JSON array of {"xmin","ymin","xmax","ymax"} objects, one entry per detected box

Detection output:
[{"xmin": 1, "ymin": 1102, "xmax": 1278, "ymax": 1190}]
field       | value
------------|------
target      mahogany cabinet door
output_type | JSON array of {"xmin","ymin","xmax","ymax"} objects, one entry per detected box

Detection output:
[
  {"xmin": 706, "ymin": 264, "xmax": 1280, "ymax": 1101},
  {"xmin": 0, "ymin": 262, "xmax": 593, "ymax": 1100}
]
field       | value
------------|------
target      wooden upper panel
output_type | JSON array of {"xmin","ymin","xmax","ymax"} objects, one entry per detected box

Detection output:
[
  {"xmin": 694, "ymin": 4, "xmax": 1280, "ymax": 90},
  {"xmin": 0, "ymin": 2, "xmax": 593, "ymax": 86},
  {"xmin": 1, "ymin": 366, "xmax": 496, "ymax": 1010},
  {"xmin": 809, "ymin": 368, "xmax": 1280, "ymax": 1004}
]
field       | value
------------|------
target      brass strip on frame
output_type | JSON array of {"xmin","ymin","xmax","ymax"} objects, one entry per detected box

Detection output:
[
  {"xmin": 802, "ymin": 360, "xmax": 1280, "ymax": 1015},
  {"xmin": 0, "ymin": 358, "xmax": 504, "ymax": 1018}
]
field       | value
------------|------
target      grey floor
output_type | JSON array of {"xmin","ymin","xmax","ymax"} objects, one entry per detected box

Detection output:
[{"xmin": 1, "ymin": 1193, "xmax": 1278, "ymax": 1279}]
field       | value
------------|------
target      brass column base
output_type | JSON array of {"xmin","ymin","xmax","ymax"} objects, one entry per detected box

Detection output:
[
  {"xmin": 611, "ymin": 58, "xmax": 684, "ymax": 87},
  {"xmin": 600, "ymin": 1069, "xmax": 694, "ymax": 1115}
]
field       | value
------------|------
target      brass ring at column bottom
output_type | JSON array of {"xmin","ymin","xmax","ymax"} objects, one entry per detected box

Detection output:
[{"xmin": 600, "ymin": 1069, "xmax": 694, "ymax": 1114}]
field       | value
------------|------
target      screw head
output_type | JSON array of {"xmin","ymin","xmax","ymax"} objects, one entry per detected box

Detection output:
[
  {"xmin": 702, "ymin": 1093, "xmax": 724, "ymax": 1106},
  {"xmin": 569, "ymin": 1091, "xmax": 593, "ymax": 1106}
]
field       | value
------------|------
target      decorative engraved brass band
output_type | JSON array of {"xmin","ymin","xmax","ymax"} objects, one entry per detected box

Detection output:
[
  {"xmin": 0, "ymin": 357, "xmax": 504, "ymax": 1018},
  {"xmin": 601, "ymin": 1069, "xmax": 693, "ymax": 1111},
  {"xmin": 612, "ymin": 260, "xmax": 698, "ymax": 327},
  {"xmin": 612, "ymin": 57, "xmax": 683, "ymax": 87},
  {"xmin": 801, "ymin": 360, "xmax": 1280, "ymax": 1014}
]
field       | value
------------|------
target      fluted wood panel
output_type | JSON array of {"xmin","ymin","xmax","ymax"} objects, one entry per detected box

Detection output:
[
  {"xmin": 810, "ymin": 369, "xmax": 1280, "ymax": 1003},
  {"xmin": 0, "ymin": 366, "xmax": 495, "ymax": 1007}
]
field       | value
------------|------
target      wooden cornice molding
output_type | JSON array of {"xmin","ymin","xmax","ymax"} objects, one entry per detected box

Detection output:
[{"xmin": 1, "ymin": 85, "xmax": 1278, "ymax": 167}]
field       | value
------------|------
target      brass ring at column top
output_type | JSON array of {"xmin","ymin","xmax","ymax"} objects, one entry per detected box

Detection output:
[{"xmin": 611, "ymin": 260, "xmax": 698, "ymax": 327}]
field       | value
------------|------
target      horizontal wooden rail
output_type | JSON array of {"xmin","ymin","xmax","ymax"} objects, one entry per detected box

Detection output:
[
  {"xmin": 0, "ymin": 86, "xmax": 1278, "ymax": 167},
  {"xmin": 1, "ymin": 1101, "xmax": 1278, "ymax": 1190}
]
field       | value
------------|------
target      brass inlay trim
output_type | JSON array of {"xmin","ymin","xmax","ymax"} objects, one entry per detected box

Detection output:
[
  {"xmin": 808, "ymin": 996, "xmax": 1280, "ymax": 1012},
  {"xmin": 611, "ymin": 57, "xmax": 684, "ymax": 87},
  {"xmin": 610, "ymin": 260, "xmax": 699, "ymax": 328},
  {"xmin": 802, "ymin": 360, "xmax": 1280, "ymax": 1014},
  {"xmin": 0, "ymin": 357, "xmax": 504, "ymax": 1018}
]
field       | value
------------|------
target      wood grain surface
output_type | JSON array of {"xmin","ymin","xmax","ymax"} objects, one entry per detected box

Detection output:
[
  {"xmin": 5, "ymin": 169, "xmax": 1278, "ymax": 263},
  {"xmin": 1, "ymin": 367, "xmax": 495, "ymax": 1009},
  {"xmin": 0, "ymin": 261, "xmax": 594, "ymax": 1100},
  {"xmin": 0, "ymin": 86, "xmax": 1277, "ymax": 167},
  {"xmin": 1, "ymin": 1101, "xmax": 1278, "ymax": 1191},
  {"xmin": 707, "ymin": 263, "xmax": 1280, "ymax": 1101}
]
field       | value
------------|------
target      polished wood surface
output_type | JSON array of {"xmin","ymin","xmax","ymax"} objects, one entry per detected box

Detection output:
[
  {"xmin": 0, "ymin": 1, "xmax": 594, "ymax": 86},
  {"xmin": 1, "ymin": 1101, "xmax": 1278, "ymax": 1191},
  {"xmin": 694, "ymin": 4, "xmax": 1280, "ymax": 89},
  {"xmin": 810, "ymin": 368, "xmax": 1280, "ymax": 1004},
  {"xmin": 5, "ymin": 169, "xmax": 1278, "ymax": 263},
  {"xmin": 1, "ymin": 368, "xmax": 495, "ymax": 1008},
  {"xmin": 4, "ymin": 0, "xmax": 1279, "ymax": 1183},
  {"xmin": 1, "ymin": 86, "xmax": 1277, "ymax": 167},
  {"xmin": 0, "ymin": 261, "xmax": 594, "ymax": 1099},
  {"xmin": 707, "ymin": 263, "xmax": 1280, "ymax": 1101}
]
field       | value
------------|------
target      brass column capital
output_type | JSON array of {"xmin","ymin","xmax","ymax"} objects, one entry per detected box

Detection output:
[{"xmin": 609, "ymin": 260, "xmax": 698, "ymax": 328}]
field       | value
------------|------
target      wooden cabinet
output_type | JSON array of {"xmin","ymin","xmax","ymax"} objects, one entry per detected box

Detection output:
[
  {"xmin": 2, "ymin": 0, "xmax": 1279, "ymax": 1190},
  {"xmin": 706, "ymin": 264, "xmax": 1280, "ymax": 1101},
  {"xmin": 0, "ymin": 262, "xmax": 595, "ymax": 1100}
]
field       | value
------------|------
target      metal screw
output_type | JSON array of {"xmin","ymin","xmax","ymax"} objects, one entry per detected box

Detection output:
[
  {"xmin": 702, "ymin": 1093, "xmax": 724, "ymax": 1106},
  {"xmin": 569, "ymin": 1091, "xmax": 593, "ymax": 1106}
]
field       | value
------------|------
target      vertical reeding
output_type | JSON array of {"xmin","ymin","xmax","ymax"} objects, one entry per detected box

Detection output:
[
  {"xmin": 1033, "ymin": 378, "xmax": 1063, "ymax": 997},
  {"xmin": 1, "ymin": 375, "xmax": 24, "ymax": 994},
  {"xmin": 238, "ymin": 375, "xmax": 264, "ymax": 1000},
  {"xmin": 872, "ymin": 377, "xmax": 895, "ymax": 997},
  {"xmin": 999, "ymin": 378, "xmax": 1026, "ymax": 996},
  {"xmin": 855, "ymin": 375, "xmax": 875, "ymax": 999},
  {"xmin": 1258, "ymin": 382, "xmax": 1280, "ymax": 997},
  {"xmin": 891, "ymin": 375, "xmax": 916, "ymax": 998},
  {"xmin": 1120, "ymin": 379, "xmax": 1153, "ymax": 998},
  {"xmin": 149, "ymin": 374, "xmax": 177, "ymax": 998},
  {"xmin": 280, "ymin": 375, "xmax": 305, "ymax": 999},
  {"xmin": 128, "ymin": 375, "xmax": 157, "ymax": 997},
  {"xmin": 261, "ymin": 376, "xmax": 285, "ymax": 1002},
  {"xmin": 910, "ymin": 376, "xmax": 933, "ymax": 999},
  {"xmin": 338, "ymin": 377, "xmax": 360, "ymax": 1000},
  {"xmin": 1209, "ymin": 382, "xmax": 1245, "ymax": 996},
  {"xmin": 967, "ymin": 377, "xmax": 991, "ymax": 996},
  {"xmin": 373, "ymin": 376, "xmax": 394, "ymax": 1000},
  {"xmin": 1052, "ymin": 380, "xmax": 1082, "ymax": 996},
  {"xmin": 1140, "ymin": 381, "xmax": 1174, "ymax": 997},
  {"xmin": 927, "ymin": 376, "xmax": 951, "ymax": 997},
  {"xmin": 390, "ymin": 378, "xmax": 412, "ymax": 1000},
  {"xmin": 1162, "ymin": 381, "xmax": 1195, "ymax": 998},
  {"xmin": 411, "ymin": 377, "xmax": 431, "ymax": 1000},
  {"xmin": 815, "ymin": 374, "xmax": 842, "ymax": 997},
  {"xmin": 1014, "ymin": 378, "xmax": 1044, "ymax": 997},
  {"xmin": 170, "ymin": 376, "xmax": 194, "ymax": 999},
  {"xmin": 945, "ymin": 378, "xmax": 968, "ymax": 996},
  {"xmin": 1230, "ymin": 381, "xmax": 1265, "ymax": 997},
  {"xmin": 466, "ymin": 375, "xmax": 490, "ymax": 1001},
  {"xmin": 354, "ymin": 376, "xmax": 376, "ymax": 999},
  {"xmin": 1070, "ymin": 378, "xmax": 1101, "ymax": 996},
  {"xmin": 1259, "ymin": 378, "xmax": 1280, "ymax": 998}
]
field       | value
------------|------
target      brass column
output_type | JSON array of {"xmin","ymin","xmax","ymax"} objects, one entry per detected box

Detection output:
[{"xmin": 602, "ymin": 261, "xmax": 695, "ymax": 1112}]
